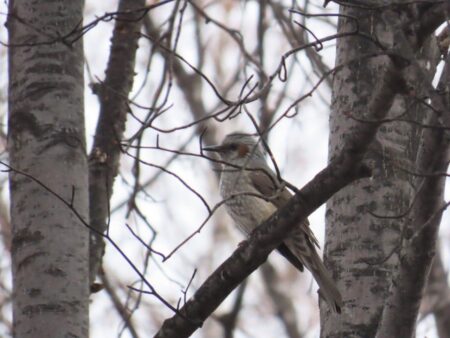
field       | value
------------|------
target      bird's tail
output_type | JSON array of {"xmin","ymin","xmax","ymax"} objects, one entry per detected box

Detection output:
[
  {"xmin": 306, "ymin": 249, "xmax": 343, "ymax": 313},
  {"xmin": 286, "ymin": 233, "xmax": 343, "ymax": 313}
]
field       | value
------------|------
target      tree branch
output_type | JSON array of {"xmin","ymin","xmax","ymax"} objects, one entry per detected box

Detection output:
[
  {"xmin": 153, "ymin": 32, "xmax": 411, "ymax": 336},
  {"xmin": 153, "ymin": 152, "xmax": 370, "ymax": 338},
  {"xmin": 88, "ymin": 0, "xmax": 147, "ymax": 284}
]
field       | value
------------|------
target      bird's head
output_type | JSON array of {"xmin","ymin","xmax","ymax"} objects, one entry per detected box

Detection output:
[{"xmin": 203, "ymin": 132, "xmax": 266, "ymax": 165}]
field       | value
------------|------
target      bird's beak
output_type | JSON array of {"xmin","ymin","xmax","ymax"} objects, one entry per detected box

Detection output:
[{"xmin": 202, "ymin": 144, "xmax": 227, "ymax": 153}]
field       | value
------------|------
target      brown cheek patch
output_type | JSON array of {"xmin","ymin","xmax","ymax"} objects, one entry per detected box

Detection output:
[{"xmin": 238, "ymin": 144, "xmax": 249, "ymax": 157}]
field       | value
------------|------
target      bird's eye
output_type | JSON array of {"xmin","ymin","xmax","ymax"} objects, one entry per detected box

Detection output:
[{"xmin": 229, "ymin": 143, "xmax": 238, "ymax": 151}]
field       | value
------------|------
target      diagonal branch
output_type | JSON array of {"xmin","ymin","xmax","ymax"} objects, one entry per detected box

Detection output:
[
  {"xmin": 154, "ymin": 153, "xmax": 370, "ymax": 338},
  {"xmin": 153, "ymin": 45, "xmax": 407, "ymax": 338}
]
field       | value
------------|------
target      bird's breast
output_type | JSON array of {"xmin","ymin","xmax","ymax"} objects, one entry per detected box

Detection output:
[{"xmin": 219, "ymin": 170, "xmax": 277, "ymax": 235}]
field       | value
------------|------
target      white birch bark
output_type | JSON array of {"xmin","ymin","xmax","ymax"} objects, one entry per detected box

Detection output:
[{"xmin": 8, "ymin": 1, "xmax": 89, "ymax": 337}]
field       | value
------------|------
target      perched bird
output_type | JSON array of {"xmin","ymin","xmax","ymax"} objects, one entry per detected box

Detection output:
[{"xmin": 204, "ymin": 132, "xmax": 342, "ymax": 313}]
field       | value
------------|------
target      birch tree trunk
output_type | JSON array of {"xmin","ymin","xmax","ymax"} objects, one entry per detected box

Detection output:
[
  {"xmin": 322, "ymin": 2, "xmax": 448, "ymax": 337},
  {"xmin": 7, "ymin": 1, "xmax": 89, "ymax": 337}
]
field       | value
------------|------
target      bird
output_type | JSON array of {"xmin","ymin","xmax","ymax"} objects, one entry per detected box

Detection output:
[{"xmin": 203, "ymin": 132, "xmax": 342, "ymax": 313}]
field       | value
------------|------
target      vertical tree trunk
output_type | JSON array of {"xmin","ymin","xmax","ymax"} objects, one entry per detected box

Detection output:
[
  {"xmin": 322, "ymin": 3, "xmax": 446, "ymax": 337},
  {"xmin": 426, "ymin": 252, "xmax": 450, "ymax": 338},
  {"xmin": 7, "ymin": 1, "xmax": 89, "ymax": 337},
  {"xmin": 89, "ymin": 0, "xmax": 146, "ymax": 284},
  {"xmin": 322, "ymin": 6, "xmax": 420, "ymax": 338},
  {"xmin": 376, "ymin": 39, "xmax": 449, "ymax": 338}
]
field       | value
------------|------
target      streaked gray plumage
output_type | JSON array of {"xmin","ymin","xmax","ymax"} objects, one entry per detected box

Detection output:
[{"xmin": 204, "ymin": 132, "xmax": 342, "ymax": 313}]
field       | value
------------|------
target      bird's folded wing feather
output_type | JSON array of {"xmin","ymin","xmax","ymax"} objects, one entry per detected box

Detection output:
[
  {"xmin": 248, "ymin": 169, "xmax": 320, "ymax": 248},
  {"xmin": 277, "ymin": 242, "xmax": 304, "ymax": 271}
]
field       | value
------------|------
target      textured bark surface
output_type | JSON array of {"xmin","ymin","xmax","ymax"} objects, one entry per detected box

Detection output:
[
  {"xmin": 426, "ymin": 253, "xmax": 450, "ymax": 338},
  {"xmin": 7, "ymin": 1, "xmax": 89, "ymax": 337},
  {"xmin": 88, "ymin": 0, "xmax": 146, "ymax": 283},
  {"xmin": 323, "ymin": 10, "xmax": 414, "ymax": 338},
  {"xmin": 323, "ymin": 3, "xmax": 449, "ymax": 338},
  {"xmin": 376, "ymin": 38, "xmax": 450, "ymax": 338}
]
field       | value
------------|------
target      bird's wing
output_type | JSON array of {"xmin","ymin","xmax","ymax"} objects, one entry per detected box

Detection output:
[
  {"xmin": 247, "ymin": 168, "xmax": 291, "ymax": 207},
  {"xmin": 248, "ymin": 169, "xmax": 320, "ymax": 248},
  {"xmin": 249, "ymin": 168, "xmax": 342, "ymax": 313},
  {"xmin": 277, "ymin": 242, "xmax": 304, "ymax": 271}
]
